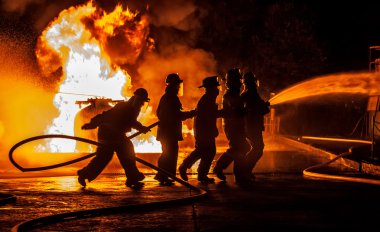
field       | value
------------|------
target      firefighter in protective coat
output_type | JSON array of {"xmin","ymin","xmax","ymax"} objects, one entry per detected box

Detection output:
[
  {"xmin": 154, "ymin": 73, "xmax": 196, "ymax": 185},
  {"xmin": 213, "ymin": 68, "xmax": 250, "ymax": 182},
  {"xmin": 179, "ymin": 76, "xmax": 222, "ymax": 184},
  {"xmin": 241, "ymin": 72, "xmax": 270, "ymax": 183},
  {"xmin": 77, "ymin": 88, "xmax": 151, "ymax": 188}
]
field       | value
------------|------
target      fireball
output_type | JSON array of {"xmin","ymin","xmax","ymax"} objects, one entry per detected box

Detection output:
[{"xmin": 35, "ymin": 1, "xmax": 159, "ymax": 153}]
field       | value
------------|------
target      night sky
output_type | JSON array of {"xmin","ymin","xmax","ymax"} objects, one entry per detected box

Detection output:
[{"xmin": 1, "ymin": 0, "xmax": 380, "ymax": 94}]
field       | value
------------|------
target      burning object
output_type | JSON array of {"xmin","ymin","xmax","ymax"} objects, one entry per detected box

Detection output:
[{"xmin": 34, "ymin": 1, "xmax": 157, "ymax": 153}]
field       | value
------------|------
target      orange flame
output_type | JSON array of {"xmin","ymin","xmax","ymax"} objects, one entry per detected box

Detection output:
[{"xmin": 35, "ymin": 1, "xmax": 160, "ymax": 153}]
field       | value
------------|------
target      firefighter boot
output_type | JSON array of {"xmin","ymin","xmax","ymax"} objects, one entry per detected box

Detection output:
[
  {"xmin": 126, "ymin": 172, "xmax": 145, "ymax": 189},
  {"xmin": 77, "ymin": 170, "xmax": 87, "ymax": 187},
  {"xmin": 178, "ymin": 163, "xmax": 188, "ymax": 181}
]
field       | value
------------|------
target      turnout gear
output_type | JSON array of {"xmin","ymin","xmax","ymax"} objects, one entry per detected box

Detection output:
[
  {"xmin": 241, "ymin": 72, "xmax": 270, "ymax": 182},
  {"xmin": 77, "ymin": 94, "xmax": 150, "ymax": 188},
  {"xmin": 180, "ymin": 76, "xmax": 222, "ymax": 183},
  {"xmin": 214, "ymin": 69, "xmax": 249, "ymax": 181},
  {"xmin": 154, "ymin": 74, "xmax": 195, "ymax": 185}
]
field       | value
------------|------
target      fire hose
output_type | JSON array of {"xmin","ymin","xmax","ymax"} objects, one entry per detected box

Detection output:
[
  {"xmin": 9, "ymin": 121, "xmax": 207, "ymax": 231},
  {"xmin": 9, "ymin": 121, "xmax": 160, "ymax": 172},
  {"xmin": 303, "ymin": 151, "xmax": 380, "ymax": 186}
]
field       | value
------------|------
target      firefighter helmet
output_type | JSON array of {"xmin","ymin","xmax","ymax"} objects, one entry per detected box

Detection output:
[
  {"xmin": 165, "ymin": 73, "xmax": 183, "ymax": 84},
  {"xmin": 198, "ymin": 76, "xmax": 220, "ymax": 88},
  {"xmin": 243, "ymin": 71, "xmax": 259, "ymax": 87},
  {"xmin": 133, "ymin": 88, "xmax": 150, "ymax": 102},
  {"xmin": 225, "ymin": 68, "xmax": 242, "ymax": 83}
]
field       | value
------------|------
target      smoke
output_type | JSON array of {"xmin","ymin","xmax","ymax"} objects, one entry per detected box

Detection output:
[
  {"xmin": 148, "ymin": 0, "xmax": 199, "ymax": 31},
  {"xmin": 132, "ymin": 0, "xmax": 217, "ymax": 109},
  {"xmin": 1, "ymin": 0, "xmax": 44, "ymax": 14},
  {"xmin": 81, "ymin": 0, "xmax": 217, "ymax": 108},
  {"xmin": 1, "ymin": 0, "xmax": 85, "ymax": 31},
  {"xmin": 137, "ymin": 44, "xmax": 217, "ymax": 110}
]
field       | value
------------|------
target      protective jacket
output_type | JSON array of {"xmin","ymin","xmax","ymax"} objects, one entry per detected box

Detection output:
[
  {"xmin": 156, "ymin": 89, "xmax": 194, "ymax": 141},
  {"xmin": 194, "ymin": 93, "xmax": 220, "ymax": 140},
  {"xmin": 88, "ymin": 97, "xmax": 145, "ymax": 141},
  {"xmin": 222, "ymin": 89, "xmax": 245, "ymax": 137},
  {"xmin": 241, "ymin": 88, "xmax": 269, "ymax": 132}
]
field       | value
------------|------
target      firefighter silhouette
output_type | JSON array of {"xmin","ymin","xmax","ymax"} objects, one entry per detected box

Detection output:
[
  {"xmin": 241, "ymin": 71, "xmax": 270, "ymax": 184},
  {"xmin": 179, "ymin": 76, "xmax": 222, "ymax": 184},
  {"xmin": 213, "ymin": 68, "xmax": 250, "ymax": 182},
  {"xmin": 154, "ymin": 73, "xmax": 196, "ymax": 185},
  {"xmin": 77, "ymin": 88, "xmax": 151, "ymax": 189}
]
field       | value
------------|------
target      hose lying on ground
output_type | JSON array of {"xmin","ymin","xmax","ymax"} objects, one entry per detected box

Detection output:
[
  {"xmin": 9, "ymin": 121, "xmax": 207, "ymax": 231},
  {"xmin": 303, "ymin": 151, "xmax": 380, "ymax": 186}
]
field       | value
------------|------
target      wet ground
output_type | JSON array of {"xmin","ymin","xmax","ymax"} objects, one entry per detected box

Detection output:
[{"xmin": 2, "ymin": 136, "xmax": 380, "ymax": 231}]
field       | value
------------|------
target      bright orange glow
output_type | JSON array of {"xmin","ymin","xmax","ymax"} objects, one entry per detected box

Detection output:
[
  {"xmin": 0, "ymin": 121, "xmax": 4, "ymax": 140},
  {"xmin": 270, "ymin": 72, "xmax": 380, "ymax": 105},
  {"xmin": 35, "ymin": 1, "xmax": 160, "ymax": 153}
]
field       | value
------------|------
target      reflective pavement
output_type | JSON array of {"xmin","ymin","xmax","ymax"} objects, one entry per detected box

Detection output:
[{"xmin": 2, "ymin": 136, "xmax": 380, "ymax": 231}]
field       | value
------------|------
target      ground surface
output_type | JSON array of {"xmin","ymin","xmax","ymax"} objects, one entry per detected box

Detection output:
[{"xmin": 2, "ymin": 136, "xmax": 380, "ymax": 232}]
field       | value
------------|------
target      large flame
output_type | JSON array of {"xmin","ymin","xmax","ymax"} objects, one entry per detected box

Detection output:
[{"xmin": 35, "ymin": 1, "xmax": 160, "ymax": 153}]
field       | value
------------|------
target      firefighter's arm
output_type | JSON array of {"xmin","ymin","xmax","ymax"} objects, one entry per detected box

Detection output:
[
  {"xmin": 81, "ymin": 122, "xmax": 97, "ymax": 130},
  {"xmin": 181, "ymin": 109, "xmax": 196, "ymax": 120},
  {"xmin": 132, "ymin": 121, "xmax": 150, "ymax": 134},
  {"xmin": 81, "ymin": 110, "xmax": 109, "ymax": 130}
]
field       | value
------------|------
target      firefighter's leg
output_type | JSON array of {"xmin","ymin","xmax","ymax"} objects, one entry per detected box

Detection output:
[
  {"xmin": 179, "ymin": 143, "xmax": 201, "ymax": 181},
  {"xmin": 213, "ymin": 151, "xmax": 233, "ymax": 181},
  {"xmin": 115, "ymin": 139, "xmax": 144, "ymax": 186},
  {"xmin": 232, "ymin": 137, "xmax": 251, "ymax": 180},
  {"xmin": 155, "ymin": 139, "xmax": 178, "ymax": 184},
  {"xmin": 78, "ymin": 145, "xmax": 114, "ymax": 182},
  {"xmin": 197, "ymin": 140, "xmax": 216, "ymax": 184},
  {"xmin": 245, "ymin": 131, "xmax": 264, "ymax": 176},
  {"xmin": 214, "ymin": 132, "xmax": 234, "ymax": 171}
]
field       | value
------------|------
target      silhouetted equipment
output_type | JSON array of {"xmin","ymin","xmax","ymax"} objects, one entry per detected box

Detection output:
[
  {"xmin": 369, "ymin": 46, "xmax": 380, "ymax": 72},
  {"xmin": 348, "ymin": 46, "xmax": 380, "ymax": 162},
  {"xmin": 75, "ymin": 98, "xmax": 124, "ymax": 108},
  {"xmin": 368, "ymin": 46, "xmax": 380, "ymax": 159},
  {"xmin": 74, "ymin": 98, "xmax": 124, "ymax": 152}
]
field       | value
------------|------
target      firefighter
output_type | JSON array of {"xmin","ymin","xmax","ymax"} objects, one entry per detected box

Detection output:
[
  {"xmin": 154, "ymin": 73, "xmax": 196, "ymax": 186},
  {"xmin": 241, "ymin": 72, "xmax": 270, "ymax": 183},
  {"xmin": 77, "ymin": 88, "xmax": 151, "ymax": 189},
  {"xmin": 213, "ymin": 68, "xmax": 250, "ymax": 182},
  {"xmin": 179, "ymin": 76, "xmax": 222, "ymax": 184}
]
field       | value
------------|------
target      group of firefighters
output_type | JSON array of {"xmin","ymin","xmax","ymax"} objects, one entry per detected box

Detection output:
[{"xmin": 77, "ymin": 68, "xmax": 270, "ymax": 188}]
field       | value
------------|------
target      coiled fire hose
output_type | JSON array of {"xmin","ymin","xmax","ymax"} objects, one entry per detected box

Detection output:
[{"xmin": 9, "ymin": 121, "xmax": 207, "ymax": 231}]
